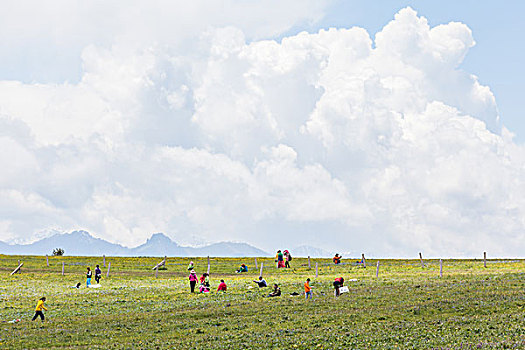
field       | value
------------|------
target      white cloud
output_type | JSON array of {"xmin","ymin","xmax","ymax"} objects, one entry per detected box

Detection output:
[{"xmin": 0, "ymin": 5, "xmax": 524, "ymax": 257}]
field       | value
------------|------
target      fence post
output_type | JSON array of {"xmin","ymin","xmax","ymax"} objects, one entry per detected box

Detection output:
[
  {"xmin": 419, "ymin": 252, "xmax": 425, "ymax": 268},
  {"xmin": 315, "ymin": 262, "xmax": 319, "ymax": 278},
  {"xmin": 376, "ymin": 261, "xmax": 380, "ymax": 277},
  {"xmin": 439, "ymin": 259, "xmax": 443, "ymax": 277},
  {"xmin": 308, "ymin": 256, "xmax": 311, "ymax": 269},
  {"xmin": 10, "ymin": 262, "xmax": 23, "ymax": 276},
  {"xmin": 155, "ymin": 266, "xmax": 158, "ymax": 278},
  {"xmin": 106, "ymin": 262, "xmax": 111, "ymax": 277},
  {"xmin": 362, "ymin": 254, "xmax": 366, "ymax": 268},
  {"xmin": 259, "ymin": 262, "xmax": 264, "ymax": 277},
  {"xmin": 103, "ymin": 255, "xmax": 106, "ymax": 267},
  {"xmin": 46, "ymin": 255, "xmax": 49, "ymax": 267},
  {"xmin": 207, "ymin": 256, "xmax": 210, "ymax": 274},
  {"xmin": 62, "ymin": 262, "xmax": 65, "ymax": 276},
  {"xmin": 483, "ymin": 252, "xmax": 487, "ymax": 268},
  {"xmin": 254, "ymin": 257, "xmax": 258, "ymax": 269}
]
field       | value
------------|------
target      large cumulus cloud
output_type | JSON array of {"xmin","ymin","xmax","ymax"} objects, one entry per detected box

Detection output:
[{"xmin": 0, "ymin": 5, "xmax": 523, "ymax": 257}]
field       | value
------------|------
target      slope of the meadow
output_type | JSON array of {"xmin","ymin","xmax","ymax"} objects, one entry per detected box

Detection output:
[{"xmin": 1, "ymin": 255, "xmax": 524, "ymax": 349}]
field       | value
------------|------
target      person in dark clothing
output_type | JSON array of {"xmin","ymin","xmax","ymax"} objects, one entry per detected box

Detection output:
[
  {"xmin": 268, "ymin": 284, "xmax": 281, "ymax": 297},
  {"xmin": 94, "ymin": 265, "xmax": 102, "ymax": 284}
]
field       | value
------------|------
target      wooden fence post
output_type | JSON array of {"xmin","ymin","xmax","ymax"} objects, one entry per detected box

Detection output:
[
  {"xmin": 315, "ymin": 262, "xmax": 319, "ymax": 278},
  {"xmin": 155, "ymin": 266, "xmax": 158, "ymax": 278},
  {"xmin": 259, "ymin": 262, "xmax": 264, "ymax": 277},
  {"xmin": 46, "ymin": 255, "xmax": 49, "ymax": 267},
  {"xmin": 308, "ymin": 256, "xmax": 311, "ymax": 269},
  {"xmin": 483, "ymin": 252, "xmax": 487, "ymax": 268},
  {"xmin": 439, "ymin": 259, "xmax": 443, "ymax": 277},
  {"xmin": 106, "ymin": 262, "xmax": 111, "ymax": 277},
  {"xmin": 207, "ymin": 256, "xmax": 210, "ymax": 274},
  {"xmin": 103, "ymin": 255, "xmax": 106, "ymax": 267},
  {"xmin": 62, "ymin": 262, "xmax": 65, "ymax": 276},
  {"xmin": 10, "ymin": 262, "xmax": 23, "ymax": 276},
  {"xmin": 362, "ymin": 254, "xmax": 366, "ymax": 268},
  {"xmin": 376, "ymin": 261, "xmax": 380, "ymax": 277},
  {"xmin": 254, "ymin": 257, "xmax": 258, "ymax": 269},
  {"xmin": 419, "ymin": 252, "xmax": 425, "ymax": 268}
]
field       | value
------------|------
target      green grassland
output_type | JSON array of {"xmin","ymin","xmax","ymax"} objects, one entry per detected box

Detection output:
[{"xmin": 1, "ymin": 255, "xmax": 524, "ymax": 349}]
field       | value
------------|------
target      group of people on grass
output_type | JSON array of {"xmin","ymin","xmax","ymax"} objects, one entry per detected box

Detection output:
[
  {"xmin": 275, "ymin": 249, "xmax": 292, "ymax": 268},
  {"xmin": 84, "ymin": 265, "xmax": 102, "ymax": 287},
  {"xmin": 30, "ymin": 254, "xmax": 349, "ymax": 322}
]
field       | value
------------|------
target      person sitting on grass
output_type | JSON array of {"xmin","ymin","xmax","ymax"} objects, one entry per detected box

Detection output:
[
  {"xmin": 70, "ymin": 282, "xmax": 81, "ymax": 288},
  {"xmin": 217, "ymin": 279, "xmax": 227, "ymax": 292},
  {"xmin": 236, "ymin": 264, "xmax": 248, "ymax": 273},
  {"xmin": 268, "ymin": 284, "xmax": 281, "ymax": 297},
  {"xmin": 304, "ymin": 278, "xmax": 312, "ymax": 300},
  {"xmin": 253, "ymin": 276, "xmax": 267, "ymax": 288},
  {"xmin": 32, "ymin": 297, "xmax": 47, "ymax": 322},
  {"xmin": 333, "ymin": 254, "xmax": 342, "ymax": 264},
  {"xmin": 199, "ymin": 284, "xmax": 210, "ymax": 293}
]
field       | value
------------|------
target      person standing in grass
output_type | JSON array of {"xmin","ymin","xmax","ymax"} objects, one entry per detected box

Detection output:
[
  {"xmin": 217, "ymin": 279, "xmax": 227, "ymax": 292},
  {"xmin": 86, "ymin": 267, "xmax": 92, "ymax": 287},
  {"xmin": 304, "ymin": 278, "xmax": 312, "ymax": 300},
  {"xmin": 275, "ymin": 250, "xmax": 284, "ymax": 268},
  {"xmin": 32, "ymin": 297, "xmax": 47, "ymax": 322},
  {"xmin": 189, "ymin": 270, "xmax": 198, "ymax": 293},
  {"xmin": 187, "ymin": 261, "xmax": 194, "ymax": 271},
  {"xmin": 284, "ymin": 250, "xmax": 292, "ymax": 268},
  {"xmin": 94, "ymin": 265, "xmax": 102, "ymax": 284}
]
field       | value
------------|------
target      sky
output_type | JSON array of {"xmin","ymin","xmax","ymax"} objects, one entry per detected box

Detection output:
[{"xmin": 0, "ymin": 1, "xmax": 524, "ymax": 257}]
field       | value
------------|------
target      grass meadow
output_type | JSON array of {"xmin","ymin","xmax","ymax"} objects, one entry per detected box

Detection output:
[{"xmin": 0, "ymin": 255, "xmax": 524, "ymax": 349}]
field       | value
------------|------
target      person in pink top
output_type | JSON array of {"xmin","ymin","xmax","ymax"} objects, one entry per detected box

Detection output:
[
  {"xmin": 189, "ymin": 270, "xmax": 198, "ymax": 293},
  {"xmin": 217, "ymin": 279, "xmax": 227, "ymax": 292}
]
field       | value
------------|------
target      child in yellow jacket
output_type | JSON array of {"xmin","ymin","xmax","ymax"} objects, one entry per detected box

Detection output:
[{"xmin": 32, "ymin": 297, "xmax": 47, "ymax": 322}]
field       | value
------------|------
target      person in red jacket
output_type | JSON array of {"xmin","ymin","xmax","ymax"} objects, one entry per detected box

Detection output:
[
  {"xmin": 333, "ymin": 277, "xmax": 344, "ymax": 297},
  {"xmin": 217, "ymin": 279, "xmax": 227, "ymax": 292}
]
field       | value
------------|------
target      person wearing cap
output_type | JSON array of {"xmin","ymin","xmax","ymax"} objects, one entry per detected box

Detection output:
[
  {"xmin": 189, "ymin": 270, "xmax": 198, "ymax": 293},
  {"xmin": 304, "ymin": 278, "xmax": 312, "ymax": 300},
  {"xmin": 187, "ymin": 261, "xmax": 194, "ymax": 271}
]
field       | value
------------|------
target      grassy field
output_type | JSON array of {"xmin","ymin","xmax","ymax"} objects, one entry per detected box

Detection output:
[{"xmin": 0, "ymin": 255, "xmax": 524, "ymax": 349}]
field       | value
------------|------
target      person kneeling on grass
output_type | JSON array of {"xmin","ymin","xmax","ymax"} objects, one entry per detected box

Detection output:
[
  {"xmin": 217, "ymin": 279, "xmax": 227, "ymax": 292},
  {"xmin": 333, "ymin": 277, "xmax": 344, "ymax": 297},
  {"xmin": 199, "ymin": 283, "xmax": 210, "ymax": 293},
  {"xmin": 268, "ymin": 284, "xmax": 281, "ymax": 297},
  {"xmin": 32, "ymin": 297, "xmax": 47, "ymax": 322},
  {"xmin": 253, "ymin": 276, "xmax": 267, "ymax": 288},
  {"xmin": 304, "ymin": 278, "xmax": 313, "ymax": 300}
]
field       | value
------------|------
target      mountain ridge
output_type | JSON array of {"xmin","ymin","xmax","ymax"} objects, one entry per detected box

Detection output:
[{"xmin": 0, "ymin": 231, "xmax": 269, "ymax": 257}]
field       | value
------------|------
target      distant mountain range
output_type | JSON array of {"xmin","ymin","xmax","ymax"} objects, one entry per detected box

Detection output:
[{"xmin": 0, "ymin": 231, "xmax": 269, "ymax": 257}]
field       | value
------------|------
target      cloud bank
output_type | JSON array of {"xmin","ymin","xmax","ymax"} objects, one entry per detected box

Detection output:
[{"xmin": 0, "ymin": 4, "xmax": 523, "ymax": 257}]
